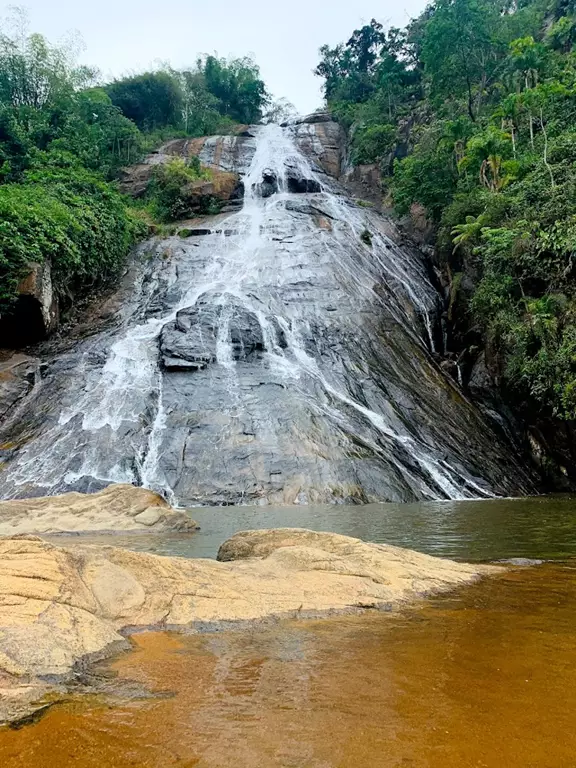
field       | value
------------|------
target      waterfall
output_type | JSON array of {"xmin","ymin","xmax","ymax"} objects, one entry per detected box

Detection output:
[{"xmin": 0, "ymin": 123, "xmax": 534, "ymax": 504}]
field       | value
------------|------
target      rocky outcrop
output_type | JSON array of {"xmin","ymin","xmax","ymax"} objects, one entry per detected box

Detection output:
[
  {"xmin": 119, "ymin": 132, "xmax": 254, "ymax": 200},
  {"xmin": 0, "ymin": 262, "xmax": 59, "ymax": 346},
  {"xmin": 160, "ymin": 295, "xmax": 266, "ymax": 371},
  {"xmin": 119, "ymin": 159, "xmax": 241, "ymax": 208},
  {"xmin": 0, "ymin": 354, "xmax": 39, "ymax": 423},
  {"xmin": 0, "ymin": 484, "xmax": 198, "ymax": 535},
  {"xmin": 0, "ymin": 528, "xmax": 501, "ymax": 725},
  {"xmin": 292, "ymin": 117, "xmax": 346, "ymax": 178}
]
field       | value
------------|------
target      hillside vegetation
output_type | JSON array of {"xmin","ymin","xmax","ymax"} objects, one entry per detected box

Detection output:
[
  {"xmin": 316, "ymin": 0, "xmax": 576, "ymax": 425},
  {"xmin": 0, "ymin": 11, "xmax": 268, "ymax": 320}
]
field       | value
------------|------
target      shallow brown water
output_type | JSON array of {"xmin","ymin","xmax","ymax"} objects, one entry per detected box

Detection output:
[{"xmin": 2, "ymin": 563, "xmax": 576, "ymax": 767}]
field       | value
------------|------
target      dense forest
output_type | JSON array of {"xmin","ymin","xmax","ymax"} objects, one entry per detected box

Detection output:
[
  {"xmin": 316, "ymin": 0, "xmax": 576, "ymax": 430},
  {"xmin": 0, "ymin": 9, "xmax": 269, "ymax": 317}
]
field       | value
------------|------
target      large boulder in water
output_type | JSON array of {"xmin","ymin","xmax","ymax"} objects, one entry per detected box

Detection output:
[
  {"xmin": 0, "ymin": 528, "xmax": 501, "ymax": 725},
  {"xmin": 0, "ymin": 483, "xmax": 198, "ymax": 535}
]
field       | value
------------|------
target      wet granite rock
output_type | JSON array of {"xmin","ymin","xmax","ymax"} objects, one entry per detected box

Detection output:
[
  {"xmin": 0, "ymin": 354, "xmax": 39, "ymax": 421},
  {"xmin": 160, "ymin": 305, "xmax": 218, "ymax": 372},
  {"xmin": 160, "ymin": 297, "xmax": 267, "ymax": 371},
  {"xmin": 230, "ymin": 310, "xmax": 265, "ymax": 362},
  {"xmin": 286, "ymin": 170, "xmax": 322, "ymax": 194},
  {"xmin": 254, "ymin": 169, "xmax": 278, "ymax": 198},
  {"xmin": 292, "ymin": 120, "xmax": 346, "ymax": 179}
]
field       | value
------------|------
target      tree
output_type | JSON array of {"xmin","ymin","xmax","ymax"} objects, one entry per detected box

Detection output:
[
  {"xmin": 201, "ymin": 55, "xmax": 269, "ymax": 124},
  {"xmin": 106, "ymin": 71, "xmax": 183, "ymax": 131},
  {"xmin": 420, "ymin": 0, "xmax": 505, "ymax": 121}
]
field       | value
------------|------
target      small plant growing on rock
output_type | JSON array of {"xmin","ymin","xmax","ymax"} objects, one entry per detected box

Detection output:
[
  {"xmin": 148, "ymin": 157, "xmax": 212, "ymax": 222},
  {"xmin": 360, "ymin": 228, "xmax": 373, "ymax": 246}
]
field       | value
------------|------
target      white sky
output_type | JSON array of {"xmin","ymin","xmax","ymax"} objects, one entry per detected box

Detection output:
[{"xmin": 9, "ymin": 0, "xmax": 428, "ymax": 114}]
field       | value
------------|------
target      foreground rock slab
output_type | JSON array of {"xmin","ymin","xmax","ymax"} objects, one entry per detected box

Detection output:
[
  {"xmin": 0, "ymin": 484, "xmax": 198, "ymax": 535},
  {"xmin": 0, "ymin": 528, "xmax": 502, "ymax": 725}
]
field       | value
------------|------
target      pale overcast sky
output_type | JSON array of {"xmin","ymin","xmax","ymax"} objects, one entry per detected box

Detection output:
[{"xmin": 9, "ymin": 1, "xmax": 428, "ymax": 113}]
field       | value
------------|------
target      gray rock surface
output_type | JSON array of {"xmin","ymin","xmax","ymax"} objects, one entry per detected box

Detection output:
[{"xmin": 0, "ymin": 123, "xmax": 537, "ymax": 504}]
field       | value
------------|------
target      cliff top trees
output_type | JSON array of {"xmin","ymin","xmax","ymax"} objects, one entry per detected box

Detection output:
[
  {"xmin": 0, "ymin": 11, "xmax": 271, "ymax": 317},
  {"xmin": 106, "ymin": 56, "xmax": 269, "ymax": 135},
  {"xmin": 315, "ymin": 0, "xmax": 576, "ymax": 418},
  {"xmin": 106, "ymin": 71, "xmax": 183, "ymax": 132}
]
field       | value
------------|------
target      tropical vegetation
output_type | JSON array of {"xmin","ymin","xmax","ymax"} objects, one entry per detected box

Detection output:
[
  {"xmin": 316, "ymin": 0, "xmax": 576, "ymax": 422},
  {"xmin": 0, "ymin": 9, "xmax": 268, "ymax": 317}
]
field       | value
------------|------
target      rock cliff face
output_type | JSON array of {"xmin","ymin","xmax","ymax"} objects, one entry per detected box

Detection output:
[
  {"xmin": 0, "ymin": 117, "xmax": 537, "ymax": 504},
  {"xmin": 0, "ymin": 262, "xmax": 59, "ymax": 346},
  {"xmin": 118, "ymin": 147, "xmax": 243, "ymax": 209},
  {"xmin": 0, "ymin": 528, "xmax": 501, "ymax": 725}
]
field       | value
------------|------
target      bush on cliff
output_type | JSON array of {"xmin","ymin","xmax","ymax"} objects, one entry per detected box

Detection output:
[
  {"xmin": 147, "ymin": 156, "xmax": 219, "ymax": 222},
  {"xmin": 0, "ymin": 11, "xmax": 269, "ymax": 320},
  {"xmin": 0, "ymin": 159, "xmax": 145, "ymax": 312},
  {"xmin": 316, "ymin": 0, "xmax": 576, "ymax": 421},
  {"xmin": 107, "ymin": 56, "xmax": 269, "ymax": 136}
]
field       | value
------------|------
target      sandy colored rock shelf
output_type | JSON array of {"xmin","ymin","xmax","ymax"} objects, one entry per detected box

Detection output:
[
  {"xmin": 0, "ymin": 484, "xmax": 199, "ymax": 535},
  {"xmin": 0, "ymin": 527, "xmax": 502, "ymax": 726}
]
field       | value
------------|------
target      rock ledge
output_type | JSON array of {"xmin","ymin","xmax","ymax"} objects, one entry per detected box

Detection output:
[
  {"xmin": 0, "ymin": 484, "xmax": 198, "ymax": 535},
  {"xmin": 0, "ymin": 528, "xmax": 501, "ymax": 725}
]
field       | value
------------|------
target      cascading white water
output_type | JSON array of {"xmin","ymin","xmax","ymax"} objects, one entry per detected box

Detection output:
[{"xmin": 0, "ymin": 123, "xmax": 533, "ymax": 503}]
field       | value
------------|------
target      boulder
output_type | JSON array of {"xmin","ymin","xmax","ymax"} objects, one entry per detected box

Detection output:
[
  {"xmin": 0, "ymin": 528, "xmax": 502, "ymax": 725},
  {"xmin": 254, "ymin": 169, "xmax": 278, "ymax": 198},
  {"xmin": 286, "ymin": 170, "xmax": 322, "ymax": 194},
  {"xmin": 160, "ymin": 297, "xmax": 266, "ymax": 371},
  {"xmin": 0, "ymin": 262, "xmax": 59, "ymax": 346},
  {"xmin": 0, "ymin": 483, "xmax": 198, "ymax": 535},
  {"xmin": 160, "ymin": 304, "xmax": 219, "ymax": 371}
]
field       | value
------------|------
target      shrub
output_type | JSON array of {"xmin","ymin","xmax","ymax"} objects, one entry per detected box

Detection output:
[
  {"xmin": 147, "ymin": 157, "xmax": 214, "ymax": 222},
  {"xmin": 0, "ymin": 163, "xmax": 144, "ymax": 312}
]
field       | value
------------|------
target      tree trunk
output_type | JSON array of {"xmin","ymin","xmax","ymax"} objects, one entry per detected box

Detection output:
[{"xmin": 540, "ymin": 108, "xmax": 555, "ymax": 188}]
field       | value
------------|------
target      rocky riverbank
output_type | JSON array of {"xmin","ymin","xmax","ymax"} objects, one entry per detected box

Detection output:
[
  {"xmin": 0, "ymin": 526, "xmax": 501, "ymax": 726},
  {"xmin": 0, "ymin": 484, "xmax": 198, "ymax": 535}
]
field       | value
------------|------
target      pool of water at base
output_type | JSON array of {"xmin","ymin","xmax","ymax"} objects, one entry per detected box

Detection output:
[
  {"xmin": 1, "ymin": 562, "xmax": 575, "ymax": 768},
  {"xmin": 51, "ymin": 495, "xmax": 576, "ymax": 562}
]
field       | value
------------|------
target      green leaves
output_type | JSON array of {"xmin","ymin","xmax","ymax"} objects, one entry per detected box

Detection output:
[
  {"xmin": 107, "ymin": 72, "xmax": 184, "ymax": 132},
  {"xmin": 315, "ymin": 0, "xmax": 576, "ymax": 420},
  {"xmin": 351, "ymin": 123, "xmax": 396, "ymax": 164},
  {"xmin": 0, "ymin": 166, "xmax": 142, "ymax": 312},
  {"xmin": 147, "ymin": 157, "xmax": 213, "ymax": 222}
]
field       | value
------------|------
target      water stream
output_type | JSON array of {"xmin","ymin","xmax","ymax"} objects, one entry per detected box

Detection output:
[{"xmin": 0, "ymin": 123, "xmax": 535, "ymax": 504}]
